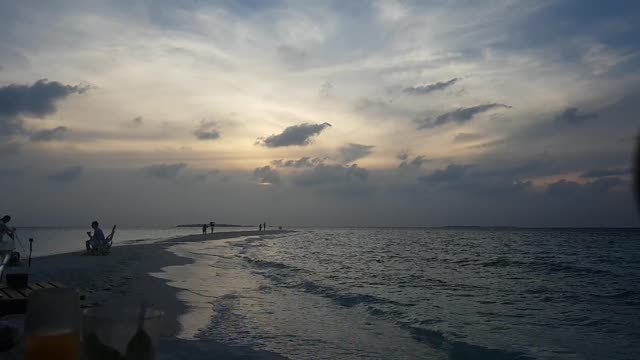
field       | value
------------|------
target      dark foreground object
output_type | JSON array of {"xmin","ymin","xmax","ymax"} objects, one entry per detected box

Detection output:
[{"xmin": 0, "ymin": 281, "xmax": 65, "ymax": 316}]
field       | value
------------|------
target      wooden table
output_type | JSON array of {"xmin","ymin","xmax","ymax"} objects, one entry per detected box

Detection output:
[{"xmin": 0, "ymin": 282, "xmax": 66, "ymax": 317}]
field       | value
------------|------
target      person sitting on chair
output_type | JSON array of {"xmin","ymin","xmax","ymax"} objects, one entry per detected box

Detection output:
[{"xmin": 86, "ymin": 221, "xmax": 105, "ymax": 252}]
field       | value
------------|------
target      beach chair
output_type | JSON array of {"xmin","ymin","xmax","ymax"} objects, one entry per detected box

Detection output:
[{"xmin": 87, "ymin": 225, "xmax": 116, "ymax": 256}]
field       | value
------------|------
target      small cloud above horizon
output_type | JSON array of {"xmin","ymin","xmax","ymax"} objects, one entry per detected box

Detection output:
[{"xmin": 257, "ymin": 122, "xmax": 331, "ymax": 148}]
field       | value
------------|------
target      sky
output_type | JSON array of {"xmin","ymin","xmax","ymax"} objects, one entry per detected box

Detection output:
[{"xmin": 0, "ymin": 0, "xmax": 639, "ymax": 227}]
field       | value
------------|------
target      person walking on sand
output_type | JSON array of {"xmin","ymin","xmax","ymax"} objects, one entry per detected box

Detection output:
[
  {"xmin": 86, "ymin": 221, "xmax": 105, "ymax": 252},
  {"xmin": 210, "ymin": 221, "xmax": 215, "ymax": 233},
  {"xmin": 202, "ymin": 223, "xmax": 207, "ymax": 235}
]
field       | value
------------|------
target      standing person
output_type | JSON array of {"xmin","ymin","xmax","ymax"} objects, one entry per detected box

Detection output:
[
  {"xmin": 0, "ymin": 215, "xmax": 15, "ymax": 240},
  {"xmin": 259, "ymin": 224, "xmax": 262, "ymax": 232},
  {"xmin": 202, "ymin": 224, "xmax": 207, "ymax": 235},
  {"xmin": 86, "ymin": 221, "xmax": 105, "ymax": 252},
  {"xmin": 263, "ymin": 222, "xmax": 267, "ymax": 231},
  {"xmin": 210, "ymin": 221, "xmax": 215, "ymax": 233}
]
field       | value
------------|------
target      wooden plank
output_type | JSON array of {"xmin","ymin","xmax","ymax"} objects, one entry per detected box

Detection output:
[{"xmin": 2, "ymin": 288, "xmax": 25, "ymax": 299}]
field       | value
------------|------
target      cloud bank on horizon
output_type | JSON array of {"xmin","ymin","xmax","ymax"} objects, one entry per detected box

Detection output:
[{"xmin": 0, "ymin": 0, "xmax": 639, "ymax": 227}]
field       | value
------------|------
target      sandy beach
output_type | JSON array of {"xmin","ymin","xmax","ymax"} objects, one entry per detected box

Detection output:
[{"xmin": 17, "ymin": 230, "xmax": 294, "ymax": 359}]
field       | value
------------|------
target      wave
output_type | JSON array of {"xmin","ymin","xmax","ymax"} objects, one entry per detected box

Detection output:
[{"xmin": 407, "ymin": 326, "xmax": 533, "ymax": 360}]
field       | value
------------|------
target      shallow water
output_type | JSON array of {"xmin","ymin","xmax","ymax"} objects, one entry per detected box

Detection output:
[{"xmin": 159, "ymin": 228, "xmax": 640, "ymax": 359}]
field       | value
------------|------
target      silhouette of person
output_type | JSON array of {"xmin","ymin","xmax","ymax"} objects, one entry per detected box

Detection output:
[
  {"xmin": 263, "ymin": 222, "xmax": 267, "ymax": 231},
  {"xmin": 210, "ymin": 221, "xmax": 215, "ymax": 233},
  {"xmin": 202, "ymin": 224, "xmax": 207, "ymax": 235},
  {"xmin": 0, "ymin": 215, "xmax": 15, "ymax": 241},
  {"xmin": 259, "ymin": 224, "xmax": 262, "ymax": 232},
  {"xmin": 86, "ymin": 221, "xmax": 105, "ymax": 252}
]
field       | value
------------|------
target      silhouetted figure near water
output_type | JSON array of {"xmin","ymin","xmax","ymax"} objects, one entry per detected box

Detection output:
[
  {"xmin": 202, "ymin": 224, "xmax": 207, "ymax": 235},
  {"xmin": 0, "ymin": 215, "xmax": 15, "ymax": 241},
  {"xmin": 263, "ymin": 222, "xmax": 267, "ymax": 231},
  {"xmin": 210, "ymin": 221, "xmax": 215, "ymax": 233},
  {"xmin": 86, "ymin": 221, "xmax": 105, "ymax": 252},
  {"xmin": 259, "ymin": 224, "xmax": 262, "ymax": 232}
]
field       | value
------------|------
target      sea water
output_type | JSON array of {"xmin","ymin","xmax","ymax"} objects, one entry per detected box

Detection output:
[{"xmin": 159, "ymin": 228, "xmax": 640, "ymax": 359}]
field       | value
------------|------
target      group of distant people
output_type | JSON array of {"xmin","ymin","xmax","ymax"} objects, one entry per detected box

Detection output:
[
  {"xmin": 202, "ymin": 221, "xmax": 216, "ymax": 235},
  {"xmin": 259, "ymin": 222, "xmax": 267, "ymax": 231}
]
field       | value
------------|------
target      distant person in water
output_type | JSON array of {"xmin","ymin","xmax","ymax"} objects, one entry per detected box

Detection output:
[
  {"xmin": 259, "ymin": 224, "xmax": 262, "ymax": 231},
  {"xmin": 264, "ymin": 222, "xmax": 267, "ymax": 231},
  {"xmin": 202, "ymin": 224, "xmax": 207, "ymax": 235},
  {"xmin": 86, "ymin": 221, "xmax": 105, "ymax": 252},
  {"xmin": 210, "ymin": 221, "xmax": 215, "ymax": 233}
]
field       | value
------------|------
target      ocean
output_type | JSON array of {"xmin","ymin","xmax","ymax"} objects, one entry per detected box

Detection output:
[
  {"xmin": 14, "ymin": 227, "xmax": 640, "ymax": 359},
  {"xmin": 159, "ymin": 228, "xmax": 640, "ymax": 360}
]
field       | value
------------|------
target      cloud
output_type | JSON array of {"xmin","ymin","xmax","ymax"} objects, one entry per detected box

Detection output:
[
  {"xmin": 419, "ymin": 164, "xmax": 471, "ymax": 183},
  {"xmin": 30, "ymin": 126, "xmax": 68, "ymax": 142},
  {"xmin": 399, "ymin": 155, "xmax": 428, "ymax": 169},
  {"xmin": 403, "ymin": 78, "xmax": 458, "ymax": 95},
  {"xmin": 581, "ymin": 168, "xmax": 631, "ymax": 178},
  {"xmin": 277, "ymin": 45, "xmax": 308, "ymax": 69},
  {"xmin": 271, "ymin": 157, "xmax": 324, "ymax": 168},
  {"xmin": 453, "ymin": 132, "xmax": 485, "ymax": 143},
  {"xmin": 397, "ymin": 151, "xmax": 410, "ymax": 161},
  {"xmin": 417, "ymin": 104, "xmax": 511, "ymax": 129},
  {"xmin": 145, "ymin": 163, "xmax": 187, "ymax": 179},
  {"xmin": 253, "ymin": 166, "xmax": 281, "ymax": 184},
  {"xmin": 125, "ymin": 116, "xmax": 144, "ymax": 128},
  {"xmin": 258, "ymin": 122, "xmax": 331, "ymax": 147},
  {"xmin": 546, "ymin": 177, "xmax": 627, "ymax": 197},
  {"xmin": 48, "ymin": 165, "xmax": 84, "ymax": 182},
  {"xmin": 0, "ymin": 79, "xmax": 84, "ymax": 136},
  {"xmin": 555, "ymin": 107, "xmax": 598, "ymax": 126},
  {"xmin": 0, "ymin": 142, "xmax": 22, "ymax": 157},
  {"xmin": 193, "ymin": 169, "xmax": 221, "ymax": 181},
  {"xmin": 336, "ymin": 143, "xmax": 374, "ymax": 163},
  {"xmin": 294, "ymin": 164, "xmax": 369, "ymax": 187},
  {"xmin": 194, "ymin": 120, "xmax": 221, "ymax": 140}
]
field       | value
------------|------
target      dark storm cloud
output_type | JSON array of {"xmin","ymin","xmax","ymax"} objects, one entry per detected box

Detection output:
[
  {"xmin": 293, "ymin": 164, "xmax": 368, "ymax": 187},
  {"xmin": 271, "ymin": 157, "xmax": 324, "ymax": 168},
  {"xmin": 403, "ymin": 78, "xmax": 458, "ymax": 95},
  {"xmin": 253, "ymin": 166, "xmax": 281, "ymax": 184},
  {"xmin": 581, "ymin": 168, "xmax": 631, "ymax": 178},
  {"xmin": 399, "ymin": 155, "xmax": 428, "ymax": 169},
  {"xmin": 145, "ymin": 163, "xmax": 187, "ymax": 179},
  {"xmin": 29, "ymin": 126, "xmax": 68, "ymax": 142},
  {"xmin": 48, "ymin": 165, "xmax": 84, "ymax": 182},
  {"xmin": 419, "ymin": 164, "xmax": 471, "ymax": 183},
  {"xmin": 555, "ymin": 107, "xmax": 598, "ymax": 126},
  {"xmin": 336, "ymin": 143, "xmax": 374, "ymax": 163},
  {"xmin": 453, "ymin": 132, "xmax": 485, "ymax": 143},
  {"xmin": 194, "ymin": 120, "xmax": 221, "ymax": 140},
  {"xmin": 258, "ymin": 122, "xmax": 331, "ymax": 147},
  {"xmin": 417, "ymin": 103, "xmax": 511, "ymax": 129}
]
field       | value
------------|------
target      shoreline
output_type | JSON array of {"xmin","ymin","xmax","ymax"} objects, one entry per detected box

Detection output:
[{"xmin": 23, "ymin": 230, "xmax": 294, "ymax": 358}]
